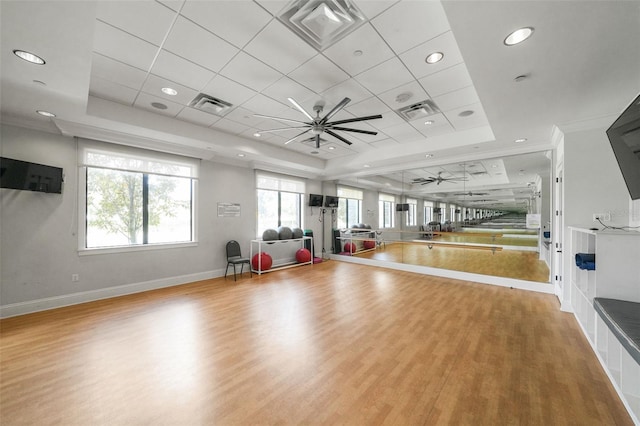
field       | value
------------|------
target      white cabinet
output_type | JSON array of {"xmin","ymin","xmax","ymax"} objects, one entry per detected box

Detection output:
[
  {"xmin": 250, "ymin": 237, "xmax": 313, "ymax": 274},
  {"xmin": 569, "ymin": 227, "xmax": 640, "ymax": 423}
]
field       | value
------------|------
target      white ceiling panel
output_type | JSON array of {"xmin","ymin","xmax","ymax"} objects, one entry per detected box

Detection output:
[
  {"xmin": 370, "ymin": 1, "xmax": 450, "ymax": 54},
  {"xmin": 433, "ymin": 85, "xmax": 480, "ymax": 112},
  {"xmin": 89, "ymin": 77, "xmax": 138, "ymax": 105},
  {"xmin": 322, "ymin": 23, "xmax": 395, "ymax": 76},
  {"xmin": 242, "ymin": 94, "xmax": 289, "ymax": 116},
  {"xmin": 345, "ymin": 96, "xmax": 389, "ymax": 118},
  {"xmin": 368, "ymin": 110, "xmax": 406, "ymax": 131},
  {"xmin": 163, "ymin": 16, "xmax": 239, "ymax": 73},
  {"xmin": 151, "ymin": 49, "xmax": 216, "ymax": 90},
  {"xmin": 288, "ymin": 55, "xmax": 350, "ymax": 94},
  {"xmin": 254, "ymin": 0, "xmax": 289, "ymax": 16},
  {"xmin": 90, "ymin": 53, "xmax": 147, "ymax": 90},
  {"xmin": 179, "ymin": 1, "xmax": 272, "ymax": 49},
  {"xmin": 418, "ymin": 62, "xmax": 473, "ymax": 98},
  {"xmin": 224, "ymin": 106, "xmax": 265, "ymax": 128},
  {"xmin": 357, "ymin": 1, "xmax": 399, "ymax": 20},
  {"xmin": 134, "ymin": 92, "xmax": 184, "ymax": 117},
  {"xmin": 261, "ymin": 76, "xmax": 318, "ymax": 107},
  {"xmin": 380, "ymin": 121, "xmax": 423, "ymax": 143},
  {"xmin": 93, "ymin": 21, "xmax": 158, "ymax": 71},
  {"xmin": 96, "ymin": 1, "xmax": 177, "ymax": 46},
  {"xmin": 176, "ymin": 107, "xmax": 221, "ymax": 127},
  {"xmin": 378, "ymin": 81, "xmax": 430, "ymax": 110},
  {"xmin": 140, "ymin": 74, "xmax": 198, "ymax": 106},
  {"xmin": 201, "ymin": 75, "xmax": 257, "ymax": 108},
  {"xmin": 214, "ymin": 118, "xmax": 251, "ymax": 135},
  {"xmin": 400, "ymin": 31, "xmax": 464, "ymax": 80},
  {"xmin": 244, "ymin": 20, "xmax": 318, "ymax": 75},
  {"xmin": 368, "ymin": 138, "xmax": 400, "ymax": 149},
  {"xmin": 219, "ymin": 51, "xmax": 283, "ymax": 92},
  {"xmin": 354, "ymin": 57, "xmax": 414, "ymax": 94},
  {"xmin": 320, "ymin": 79, "xmax": 373, "ymax": 108},
  {"xmin": 445, "ymin": 103, "xmax": 489, "ymax": 131}
]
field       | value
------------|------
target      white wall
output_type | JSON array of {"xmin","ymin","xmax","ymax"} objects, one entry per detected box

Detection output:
[{"xmin": 0, "ymin": 124, "xmax": 323, "ymax": 316}]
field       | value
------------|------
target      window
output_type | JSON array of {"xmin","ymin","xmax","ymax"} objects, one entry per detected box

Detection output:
[
  {"xmin": 337, "ymin": 186, "xmax": 362, "ymax": 228},
  {"xmin": 407, "ymin": 198, "xmax": 417, "ymax": 226},
  {"xmin": 80, "ymin": 140, "xmax": 198, "ymax": 250},
  {"xmin": 256, "ymin": 171, "xmax": 304, "ymax": 237},
  {"xmin": 379, "ymin": 193, "xmax": 395, "ymax": 228},
  {"xmin": 424, "ymin": 200, "xmax": 434, "ymax": 224}
]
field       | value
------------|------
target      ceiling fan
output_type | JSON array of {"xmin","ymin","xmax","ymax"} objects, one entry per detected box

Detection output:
[
  {"xmin": 254, "ymin": 97, "xmax": 382, "ymax": 148},
  {"xmin": 412, "ymin": 172, "xmax": 468, "ymax": 185},
  {"xmin": 453, "ymin": 191, "xmax": 490, "ymax": 196}
]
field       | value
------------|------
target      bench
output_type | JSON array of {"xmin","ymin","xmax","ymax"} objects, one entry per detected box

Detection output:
[{"xmin": 593, "ymin": 297, "xmax": 640, "ymax": 365}]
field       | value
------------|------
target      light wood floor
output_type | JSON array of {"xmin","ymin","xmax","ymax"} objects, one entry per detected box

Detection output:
[
  {"xmin": 1, "ymin": 261, "xmax": 631, "ymax": 425},
  {"xmin": 353, "ymin": 242, "xmax": 551, "ymax": 283}
]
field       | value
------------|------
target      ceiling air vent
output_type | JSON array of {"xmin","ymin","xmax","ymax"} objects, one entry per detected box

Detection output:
[
  {"xmin": 189, "ymin": 93, "xmax": 232, "ymax": 116},
  {"xmin": 397, "ymin": 100, "xmax": 440, "ymax": 122}
]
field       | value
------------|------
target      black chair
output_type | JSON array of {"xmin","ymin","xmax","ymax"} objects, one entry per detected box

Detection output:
[{"xmin": 225, "ymin": 240, "xmax": 251, "ymax": 281}]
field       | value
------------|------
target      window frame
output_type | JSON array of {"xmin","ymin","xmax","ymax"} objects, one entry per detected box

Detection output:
[
  {"xmin": 379, "ymin": 193, "xmax": 395, "ymax": 229},
  {"xmin": 407, "ymin": 197, "xmax": 417, "ymax": 226},
  {"xmin": 337, "ymin": 186, "xmax": 363, "ymax": 228}
]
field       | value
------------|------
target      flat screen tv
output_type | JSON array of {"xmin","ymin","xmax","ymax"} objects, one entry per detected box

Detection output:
[
  {"xmin": 308, "ymin": 193, "xmax": 324, "ymax": 207},
  {"xmin": 606, "ymin": 93, "xmax": 640, "ymax": 200},
  {"xmin": 433, "ymin": 207, "xmax": 442, "ymax": 213},
  {"xmin": 0, "ymin": 157, "xmax": 63, "ymax": 194},
  {"xmin": 324, "ymin": 195, "xmax": 339, "ymax": 208},
  {"xmin": 395, "ymin": 203, "xmax": 409, "ymax": 211}
]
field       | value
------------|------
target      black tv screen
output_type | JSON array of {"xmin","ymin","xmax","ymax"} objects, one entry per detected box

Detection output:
[
  {"xmin": 0, "ymin": 157, "xmax": 63, "ymax": 194},
  {"xmin": 308, "ymin": 193, "xmax": 323, "ymax": 207},
  {"xmin": 395, "ymin": 203, "xmax": 409, "ymax": 211},
  {"xmin": 324, "ymin": 195, "xmax": 339, "ymax": 207},
  {"xmin": 606, "ymin": 93, "xmax": 640, "ymax": 200}
]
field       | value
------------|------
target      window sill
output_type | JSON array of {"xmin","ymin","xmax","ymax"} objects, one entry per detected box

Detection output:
[{"xmin": 78, "ymin": 241, "xmax": 198, "ymax": 256}]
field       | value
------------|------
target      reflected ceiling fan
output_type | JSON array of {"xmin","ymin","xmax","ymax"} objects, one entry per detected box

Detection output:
[
  {"xmin": 254, "ymin": 97, "xmax": 382, "ymax": 148},
  {"xmin": 453, "ymin": 191, "xmax": 490, "ymax": 196},
  {"xmin": 412, "ymin": 172, "xmax": 468, "ymax": 185}
]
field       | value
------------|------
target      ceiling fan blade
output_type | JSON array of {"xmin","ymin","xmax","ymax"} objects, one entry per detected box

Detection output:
[
  {"xmin": 315, "ymin": 134, "xmax": 320, "ymax": 149},
  {"xmin": 320, "ymin": 97, "xmax": 351, "ymax": 124},
  {"xmin": 288, "ymin": 97, "xmax": 314, "ymax": 121},
  {"xmin": 256, "ymin": 126, "xmax": 309, "ymax": 134},
  {"xmin": 284, "ymin": 129, "xmax": 310, "ymax": 145},
  {"xmin": 326, "ymin": 126, "xmax": 378, "ymax": 135},
  {"xmin": 328, "ymin": 114, "xmax": 383, "ymax": 126},
  {"xmin": 253, "ymin": 113, "xmax": 310, "ymax": 125},
  {"xmin": 325, "ymin": 129, "xmax": 353, "ymax": 146}
]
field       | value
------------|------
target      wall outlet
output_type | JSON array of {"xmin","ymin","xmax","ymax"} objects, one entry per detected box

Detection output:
[
  {"xmin": 71, "ymin": 274, "xmax": 79, "ymax": 282},
  {"xmin": 593, "ymin": 212, "xmax": 611, "ymax": 222}
]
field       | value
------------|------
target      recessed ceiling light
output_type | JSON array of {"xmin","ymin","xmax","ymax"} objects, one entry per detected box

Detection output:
[
  {"xmin": 254, "ymin": 132, "xmax": 261, "ymax": 137},
  {"xmin": 458, "ymin": 110, "xmax": 474, "ymax": 117},
  {"xmin": 504, "ymin": 27, "xmax": 534, "ymax": 46},
  {"xmin": 425, "ymin": 51, "xmax": 444, "ymax": 64},
  {"xmin": 328, "ymin": 146, "xmax": 336, "ymax": 150},
  {"xmin": 396, "ymin": 92, "xmax": 412, "ymax": 103},
  {"xmin": 161, "ymin": 87, "xmax": 178, "ymax": 96},
  {"xmin": 237, "ymin": 153, "xmax": 246, "ymax": 157},
  {"xmin": 425, "ymin": 154, "xmax": 433, "ymax": 158},
  {"xmin": 353, "ymin": 50, "xmax": 363, "ymax": 57},
  {"xmin": 491, "ymin": 164, "xmax": 498, "ymax": 168},
  {"xmin": 363, "ymin": 164, "xmax": 370, "ymax": 168},
  {"xmin": 13, "ymin": 49, "xmax": 45, "ymax": 65},
  {"xmin": 424, "ymin": 120, "xmax": 434, "ymax": 125},
  {"xmin": 36, "ymin": 110, "xmax": 55, "ymax": 117},
  {"xmin": 514, "ymin": 138, "xmax": 527, "ymax": 143}
]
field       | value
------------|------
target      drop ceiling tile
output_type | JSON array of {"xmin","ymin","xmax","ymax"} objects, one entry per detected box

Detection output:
[
  {"xmin": 219, "ymin": 52, "xmax": 283, "ymax": 92},
  {"xmin": 224, "ymin": 106, "xmax": 265, "ymax": 128},
  {"xmin": 244, "ymin": 20, "xmax": 318, "ymax": 75},
  {"xmin": 176, "ymin": 107, "xmax": 221, "ymax": 127},
  {"xmin": 418, "ymin": 63, "xmax": 473, "ymax": 98},
  {"xmin": 354, "ymin": 57, "xmax": 413, "ymax": 94},
  {"xmin": 242, "ymin": 94, "xmax": 289, "ymax": 116},
  {"xmin": 90, "ymin": 53, "xmax": 147, "ymax": 90},
  {"xmin": 371, "ymin": 1, "xmax": 450, "ymax": 54},
  {"xmin": 378, "ymin": 81, "xmax": 430, "ymax": 110},
  {"xmin": 320, "ymin": 79, "xmax": 372, "ymax": 107},
  {"xmin": 411, "ymin": 114, "xmax": 455, "ymax": 138},
  {"xmin": 262, "ymin": 76, "xmax": 317, "ymax": 107},
  {"xmin": 180, "ymin": 1, "xmax": 272, "ymax": 48},
  {"xmin": 399, "ymin": 31, "xmax": 464, "ymax": 80},
  {"xmin": 96, "ymin": 1, "xmax": 177, "ymax": 46},
  {"xmin": 323, "ymin": 23, "xmax": 395, "ymax": 76},
  {"xmin": 134, "ymin": 92, "xmax": 183, "ymax": 117},
  {"xmin": 369, "ymin": 110, "xmax": 406, "ymax": 130},
  {"xmin": 345, "ymin": 96, "xmax": 388, "ymax": 117},
  {"xmin": 201, "ymin": 75, "xmax": 257, "ymax": 108},
  {"xmin": 369, "ymin": 138, "xmax": 400, "ymax": 148},
  {"xmin": 141, "ymin": 74, "xmax": 198, "ymax": 106},
  {"xmin": 357, "ymin": 1, "xmax": 399, "ymax": 20},
  {"xmin": 156, "ymin": 0, "xmax": 183, "ymax": 12},
  {"xmin": 445, "ymin": 102, "xmax": 489, "ymax": 131},
  {"xmin": 253, "ymin": 0, "xmax": 289, "ymax": 16},
  {"xmin": 89, "ymin": 77, "xmax": 138, "ymax": 105},
  {"xmin": 213, "ymin": 118, "xmax": 251, "ymax": 135},
  {"xmin": 93, "ymin": 21, "xmax": 158, "ymax": 71},
  {"xmin": 151, "ymin": 49, "xmax": 216, "ymax": 90},
  {"xmin": 381, "ymin": 122, "xmax": 423, "ymax": 143},
  {"xmin": 163, "ymin": 17, "xmax": 239, "ymax": 73},
  {"xmin": 433, "ymin": 85, "xmax": 480, "ymax": 112},
  {"xmin": 288, "ymin": 55, "xmax": 350, "ymax": 93}
]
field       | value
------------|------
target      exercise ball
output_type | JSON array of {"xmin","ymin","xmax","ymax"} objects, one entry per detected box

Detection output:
[
  {"xmin": 277, "ymin": 226, "xmax": 293, "ymax": 240},
  {"xmin": 251, "ymin": 252, "xmax": 272, "ymax": 271},
  {"xmin": 357, "ymin": 223, "xmax": 366, "ymax": 229},
  {"xmin": 363, "ymin": 240, "xmax": 376, "ymax": 249},
  {"xmin": 344, "ymin": 242, "xmax": 356, "ymax": 253},
  {"xmin": 262, "ymin": 228, "xmax": 278, "ymax": 241},
  {"xmin": 292, "ymin": 227, "xmax": 304, "ymax": 239},
  {"xmin": 295, "ymin": 248, "xmax": 311, "ymax": 263}
]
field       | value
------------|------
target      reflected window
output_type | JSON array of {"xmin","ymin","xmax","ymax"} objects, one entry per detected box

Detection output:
[{"xmin": 379, "ymin": 193, "xmax": 395, "ymax": 228}]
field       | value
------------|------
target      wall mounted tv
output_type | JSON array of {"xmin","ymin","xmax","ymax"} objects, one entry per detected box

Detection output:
[
  {"xmin": 0, "ymin": 157, "xmax": 63, "ymax": 194},
  {"xmin": 395, "ymin": 203, "xmax": 409, "ymax": 211},
  {"xmin": 324, "ymin": 195, "xmax": 339, "ymax": 208},
  {"xmin": 606, "ymin": 92, "xmax": 640, "ymax": 200},
  {"xmin": 308, "ymin": 193, "xmax": 324, "ymax": 207},
  {"xmin": 433, "ymin": 207, "xmax": 442, "ymax": 213}
]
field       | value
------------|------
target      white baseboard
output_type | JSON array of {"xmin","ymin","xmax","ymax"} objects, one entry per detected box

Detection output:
[{"xmin": 0, "ymin": 269, "xmax": 225, "ymax": 319}]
